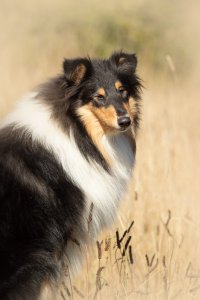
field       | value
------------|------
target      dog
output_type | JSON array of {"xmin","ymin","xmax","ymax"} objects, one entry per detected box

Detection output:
[{"xmin": 0, "ymin": 51, "xmax": 142, "ymax": 299}]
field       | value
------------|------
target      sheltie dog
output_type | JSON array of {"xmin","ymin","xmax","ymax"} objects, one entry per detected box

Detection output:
[{"xmin": 0, "ymin": 51, "xmax": 142, "ymax": 299}]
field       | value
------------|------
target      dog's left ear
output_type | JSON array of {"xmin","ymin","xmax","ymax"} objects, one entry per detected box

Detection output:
[
  {"xmin": 63, "ymin": 58, "xmax": 92, "ymax": 84},
  {"xmin": 110, "ymin": 51, "xmax": 137, "ymax": 73}
]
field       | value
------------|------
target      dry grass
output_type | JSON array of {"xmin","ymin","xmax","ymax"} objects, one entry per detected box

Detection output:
[
  {"xmin": 69, "ymin": 74, "xmax": 200, "ymax": 300},
  {"xmin": 0, "ymin": 0, "xmax": 200, "ymax": 299}
]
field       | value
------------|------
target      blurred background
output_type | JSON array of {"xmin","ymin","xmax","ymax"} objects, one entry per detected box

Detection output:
[{"xmin": 0, "ymin": 0, "xmax": 200, "ymax": 299}]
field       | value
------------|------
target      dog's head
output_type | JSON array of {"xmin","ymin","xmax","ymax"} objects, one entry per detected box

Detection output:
[{"xmin": 63, "ymin": 51, "xmax": 142, "ymax": 135}]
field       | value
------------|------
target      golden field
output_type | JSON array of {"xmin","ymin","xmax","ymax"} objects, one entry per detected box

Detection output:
[{"xmin": 0, "ymin": 0, "xmax": 200, "ymax": 299}]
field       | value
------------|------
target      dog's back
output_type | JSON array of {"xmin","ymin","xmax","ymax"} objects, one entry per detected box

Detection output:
[{"xmin": 0, "ymin": 123, "xmax": 85, "ymax": 299}]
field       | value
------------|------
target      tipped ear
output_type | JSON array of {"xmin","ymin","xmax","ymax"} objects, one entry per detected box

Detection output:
[
  {"xmin": 63, "ymin": 58, "xmax": 92, "ymax": 84},
  {"xmin": 110, "ymin": 51, "xmax": 137, "ymax": 73}
]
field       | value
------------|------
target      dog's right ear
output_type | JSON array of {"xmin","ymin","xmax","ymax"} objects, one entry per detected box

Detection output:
[
  {"xmin": 110, "ymin": 51, "xmax": 137, "ymax": 74},
  {"xmin": 63, "ymin": 58, "xmax": 92, "ymax": 85}
]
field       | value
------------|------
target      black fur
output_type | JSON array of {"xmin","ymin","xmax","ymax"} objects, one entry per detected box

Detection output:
[
  {"xmin": 0, "ymin": 51, "xmax": 142, "ymax": 299},
  {"xmin": 0, "ymin": 125, "xmax": 84, "ymax": 299}
]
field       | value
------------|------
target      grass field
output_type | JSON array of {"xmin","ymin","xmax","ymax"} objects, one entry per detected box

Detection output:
[
  {"xmin": 0, "ymin": 1, "xmax": 200, "ymax": 299},
  {"xmin": 70, "ymin": 76, "xmax": 200, "ymax": 300}
]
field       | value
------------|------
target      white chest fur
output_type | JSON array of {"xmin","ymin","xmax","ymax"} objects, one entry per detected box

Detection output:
[{"xmin": 54, "ymin": 131, "xmax": 135, "ymax": 275}]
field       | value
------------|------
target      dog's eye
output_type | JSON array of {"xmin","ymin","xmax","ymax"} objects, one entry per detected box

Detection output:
[
  {"xmin": 118, "ymin": 87, "xmax": 128, "ymax": 97},
  {"xmin": 94, "ymin": 94, "xmax": 105, "ymax": 101}
]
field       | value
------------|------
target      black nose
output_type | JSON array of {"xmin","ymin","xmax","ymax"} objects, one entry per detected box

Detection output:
[{"xmin": 117, "ymin": 116, "xmax": 131, "ymax": 129}]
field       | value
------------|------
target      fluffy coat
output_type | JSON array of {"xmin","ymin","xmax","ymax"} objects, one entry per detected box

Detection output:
[{"xmin": 0, "ymin": 51, "xmax": 142, "ymax": 299}]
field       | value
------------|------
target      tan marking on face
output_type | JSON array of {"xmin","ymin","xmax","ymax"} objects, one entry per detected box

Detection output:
[
  {"xmin": 97, "ymin": 88, "xmax": 106, "ymax": 97},
  {"xmin": 123, "ymin": 97, "xmax": 137, "ymax": 139},
  {"xmin": 123, "ymin": 97, "xmax": 137, "ymax": 122},
  {"xmin": 115, "ymin": 80, "xmax": 123, "ymax": 90},
  {"xmin": 76, "ymin": 104, "xmax": 118, "ymax": 166},
  {"xmin": 92, "ymin": 105, "xmax": 117, "ymax": 131}
]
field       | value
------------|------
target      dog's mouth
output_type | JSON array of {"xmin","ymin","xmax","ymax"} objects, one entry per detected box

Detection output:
[
  {"xmin": 119, "ymin": 126, "xmax": 130, "ymax": 132},
  {"xmin": 110, "ymin": 123, "xmax": 131, "ymax": 134}
]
